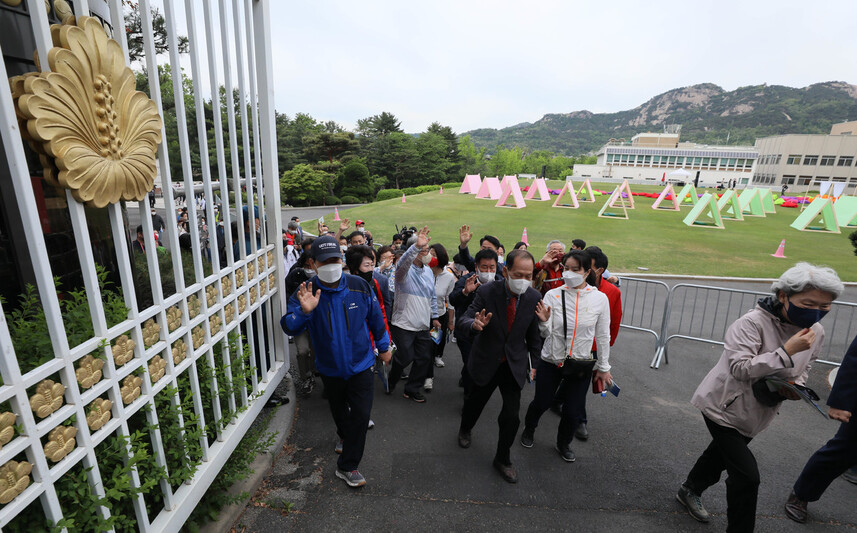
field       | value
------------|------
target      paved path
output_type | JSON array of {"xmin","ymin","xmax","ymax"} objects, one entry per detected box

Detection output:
[{"xmin": 233, "ymin": 327, "xmax": 857, "ymax": 532}]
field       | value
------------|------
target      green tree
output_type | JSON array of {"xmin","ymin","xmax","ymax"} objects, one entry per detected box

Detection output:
[
  {"xmin": 415, "ymin": 132, "xmax": 451, "ymax": 186},
  {"xmin": 338, "ymin": 160, "xmax": 373, "ymax": 201},
  {"xmin": 124, "ymin": 6, "xmax": 189, "ymax": 63},
  {"xmin": 280, "ymin": 164, "xmax": 331, "ymax": 206},
  {"xmin": 486, "ymin": 145, "xmax": 525, "ymax": 176},
  {"xmin": 458, "ymin": 135, "xmax": 487, "ymax": 175},
  {"xmin": 426, "ymin": 122, "xmax": 461, "ymax": 181},
  {"xmin": 303, "ymin": 131, "xmax": 358, "ymax": 164}
]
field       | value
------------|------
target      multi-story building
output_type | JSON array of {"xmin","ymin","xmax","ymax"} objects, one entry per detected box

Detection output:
[
  {"xmin": 753, "ymin": 121, "xmax": 857, "ymax": 190},
  {"xmin": 571, "ymin": 130, "xmax": 758, "ymax": 187}
]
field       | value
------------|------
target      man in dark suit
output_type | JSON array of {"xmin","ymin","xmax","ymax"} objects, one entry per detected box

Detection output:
[
  {"xmin": 785, "ymin": 334, "xmax": 857, "ymax": 522},
  {"xmin": 457, "ymin": 249, "xmax": 549, "ymax": 483}
]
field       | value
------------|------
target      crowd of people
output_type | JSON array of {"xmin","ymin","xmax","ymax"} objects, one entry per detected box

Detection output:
[{"xmin": 278, "ymin": 215, "xmax": 856, "ymax": 531}]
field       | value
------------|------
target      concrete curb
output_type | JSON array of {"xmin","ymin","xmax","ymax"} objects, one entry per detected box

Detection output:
[{"xmin": 200, "ymin": 375, "xmax": 297, "ymax": 533}]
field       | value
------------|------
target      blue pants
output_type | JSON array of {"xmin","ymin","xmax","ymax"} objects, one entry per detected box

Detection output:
[
  {"xmin": 320, "ymin": 368, "xmax": 374, "ymax": 472},
  {"xmin": 793, "ymin": 419, "xmax": 857, "ymax": 501},
  {"xmin": 525, "ymin": 359, "xmax": 590, "ymax": 447}
]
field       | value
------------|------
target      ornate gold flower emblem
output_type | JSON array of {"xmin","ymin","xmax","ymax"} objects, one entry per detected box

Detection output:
[
  {"xmin": 221, "ymin": 275, "xmax": 232, "ymax": 296},
  {"xmin": 172, "ymin": 338, "xmax": 187, "ymax": 366},
  {"xmin": 86, "ymin": 398, "xmax": 112, "ymax": 431},
  {"xmin": 0, "ymin": 460, "xmax": 32, "ymax": 504},
  {"xmin": 237, "ymin": 294, "xmax": 247, "ymax": 314},
  {"xmin": 44, "ymin": 425, "xmax": 77, "ymax": 463},
  {"xmin": 266, "ymin": 250, "xmax": 274, "ymax": 267},
  {"xmin": 224, "ymin": 303, "xmax": 235, "ymax": 324},
  {"xmin": 236, "ymin": 268, "xmax": 245, "ymax": 287},
  {"xmin": 142, "ymin": 318, "xmax": 161, "ymax": 348},
  {"xmin": 29, "ymin": 379, "xmax": 65, "ymax": 418},
  {"xmin": 75, "ymin": 354, "xmax": 104, "ymax": 389},
  {"xmin": 247, "ymin": 261, "xmax": 256, "ymax": 280},
  {"xmin": 205, "ymin": 285, "xmax": 218, "ymax": 307},
  {"xmin": 268, "ymin": 273, "xmax": 277, "ymax": 293},
  {"xmin": 166, "ymin": 306, "xmax": 182, "ymax": 332},
  {"xmin": 260, "ymin": 280, "xmax": 267, "ymax": 297},
  {"xmin": 209, "ymin": 314, "xmax": 221, "ymax": 335},
  {"xmin": 192, "ymin": 326, "xmax": 205, "ymax": 350},
  {"xmin": 0, "ymin": 412, "xmax": 17, "ymax": 451},
  {"xmin": 148, "ymin": 355, "xmax": 166, "ymax": 383},
  {"xmin": 188, "ymin": 294, "xmax": 201, "ymax": 319},
  {"xmin": 120, "ymin": 375, "xmax": 142, "ymax": 405},
  {"xmin": 112, "ymin": 334, "xmax": 135, "ymax": 367},
  {"xmin": 15, "ymin": 17, "xmax": 162, "ymax": 207},
  {"xmin": 258, "ymin": 257, "xmax": 265, "ymax": 274}
]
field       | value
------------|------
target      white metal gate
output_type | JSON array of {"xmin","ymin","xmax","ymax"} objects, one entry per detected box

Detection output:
[{"xmin": 0, "ymin": 0, "xmax": 286, "ymax": 530}]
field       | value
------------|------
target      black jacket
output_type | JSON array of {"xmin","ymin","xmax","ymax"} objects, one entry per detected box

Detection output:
[
  {"xmin": 829, "ymin": 335, "xmax": 857, "ymax": 413},
  {"xmin": 457, "ymin": 280, "xmax": 544, "ymax": 388},
  {"xmin": 450, "ymin": 271, "xmax": 503, "ymax": 330}
]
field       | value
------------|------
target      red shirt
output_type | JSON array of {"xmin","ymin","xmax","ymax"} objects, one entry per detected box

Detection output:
[
  {"xmin": 593, "ymin": 278, "xmax": 622, "ymax": 352},
  {"xmin": 534, "ymin": 261, "xmax": 563, "ymax": 295}
]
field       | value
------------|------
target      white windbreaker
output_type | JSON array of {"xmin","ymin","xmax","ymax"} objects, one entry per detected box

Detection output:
[{"xmin": 539, "ymin": 284, "xmax": 612, "ymax": 372}]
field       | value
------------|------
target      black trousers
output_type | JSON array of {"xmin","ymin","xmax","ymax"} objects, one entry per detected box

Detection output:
[
  {"xmin": 525, "ymin": 359, "xmax": 590, "ymax": 447},
  {"xmin": 685, "ymin": 415, "xmax": 759, "ymax": 533},
  {"xmin": 389, "ymin": 325, "xmax": 433, "ymax": 395},
  {"xmin": 793, "ymin": 417, "xmax": 857, "ymax": 501},
  {"xmin": 459, "ymin": 361, "xmax": 521, "ymax": 465},
  {"xmin": 458, "ymin": 336, "xmax": 474, "ymax": 397},
  {"xmin": 320, "ymin": 368, "xmax": 374, "ymax": 472}
]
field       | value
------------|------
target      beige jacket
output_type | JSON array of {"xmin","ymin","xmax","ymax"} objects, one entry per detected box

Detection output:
[{"xmin": 690, "ymin": 304, "xmax": 824, "ymax": 438}]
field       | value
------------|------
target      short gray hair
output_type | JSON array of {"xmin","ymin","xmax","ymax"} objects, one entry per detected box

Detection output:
[
  {"xmin": 287, "ymin": 221, "xmax": 299, "ymax": 231},
  {"xmin": 546, "ymin": 240, "xmax": 566, "ymax": 252},
  {"xmin": 771, "ymin": 262, "xmax": 844, "ymax": 300}
]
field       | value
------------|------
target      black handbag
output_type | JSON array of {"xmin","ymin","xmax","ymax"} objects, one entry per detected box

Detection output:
[{"xmin": 560, "ymin": 290, "xmax": 597, "ymax": 379}]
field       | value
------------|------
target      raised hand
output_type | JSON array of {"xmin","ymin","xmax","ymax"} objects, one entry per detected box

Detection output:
[
  {"xmin": 339, "ymin": 218, "xmax": 351, "ymax": 232},
  {"xmin": 416, "ymin": 226, "xmax": 431, "ymax": 249},
  {"xmin": 296, "ymin": 281, "xmax": 321, "ymax": 314},
  {"xmin": 535, "ymin": 300, "xmax": 551, "ymax": 322},
  {"xmin": 541, "ymin": 250, "xmax": 557, "ymax": 267},
  {"xmin": 784, "ymin": 328, "xmax": 816, "ymax": 355},
  {"xmin": 472, "ymin": 308, "xmax": 493, "ymax": 331},
  {"xmin": 464, "ymin": 274, "xmax": 481, "ymax": 295},
  {"xmin": 459, "ymin": 224, "xmax": 473, "ymax": 247}
]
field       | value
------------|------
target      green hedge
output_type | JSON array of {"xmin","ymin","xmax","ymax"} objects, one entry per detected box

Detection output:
[
  {"xmin": 325, "ymin": 195, "xmax": 341, "ymax": 205},
  {"xmin": 375, "ymin": 189, "xmax": 402, "ymax": 201},
  {"xmin": 441, "ymin": 182, "xmax": 462, "ymax": 189},
  {"xmin": 340, "ymin": 195, "xmax": 361, "ymax": 204},
  {"xmin": 375, "ymin": 185, "xmax": 444, "ymax": 202}
]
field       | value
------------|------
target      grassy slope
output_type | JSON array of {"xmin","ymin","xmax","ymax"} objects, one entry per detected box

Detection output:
[{"xmin": 308, "ymin": 184, "xmax": 856, "ymax": 280}]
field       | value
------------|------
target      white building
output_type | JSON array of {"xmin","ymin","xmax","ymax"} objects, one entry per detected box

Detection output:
[{"xmin": 572, "ymin": 131, "xmax": 758, "ymax": 187}]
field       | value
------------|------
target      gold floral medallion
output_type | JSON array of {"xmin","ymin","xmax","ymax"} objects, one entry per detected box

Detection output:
[
  {"xmin": 0, "ymin": 460, "xmax": 32, "ymax": 504},
  {"xmin": 75, "ymin": 354, "xmax": 105, "ymax": 389},
  {"xmin": 29, "ymin": 379, "xmax": 65, "ymax": 419},
  {"xmin": 44, "ymin": 425, "xmax": 77, "ymax": 462},
  {"xmin": 0, "ymin": 413, "xmax": 17, "ymax": 451},
  {"xmin": 86, "ymin": 398, "xmax": 112, "ymax": 431}
]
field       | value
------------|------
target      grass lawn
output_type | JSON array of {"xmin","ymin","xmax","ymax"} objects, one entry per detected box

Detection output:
[{"xmin": 306, "ymin": 183, "xmax": 857, "ymax": 281}]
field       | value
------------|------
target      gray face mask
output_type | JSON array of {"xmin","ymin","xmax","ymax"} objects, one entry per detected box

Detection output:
[{"xmin": 477, "ymin": 272, "xmax": 494, "ymax": 284}]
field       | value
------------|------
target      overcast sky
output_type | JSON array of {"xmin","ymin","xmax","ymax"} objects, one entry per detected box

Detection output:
[{"xmin": 263, "ymin": 0, "xmax": 856, "ymax": 134}]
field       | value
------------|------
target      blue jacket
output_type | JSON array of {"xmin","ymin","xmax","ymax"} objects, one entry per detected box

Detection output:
[
  {"xmin": 281, "ymin": 274, "xmax": 390, "ymax": 379},
  {"xmin": 828, "ymin": 334, "xmax": 857, "ymax": 413}
]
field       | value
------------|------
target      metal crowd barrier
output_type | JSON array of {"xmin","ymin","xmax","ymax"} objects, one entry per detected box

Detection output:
[{"xmin": 630, "ymin": 282, "xmax": 856, "ymax": 369}]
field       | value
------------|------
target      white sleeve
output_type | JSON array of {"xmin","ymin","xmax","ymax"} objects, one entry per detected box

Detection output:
[{"xmin": 595, "ymin": 295, "xmax": 612, "ymax": 372}]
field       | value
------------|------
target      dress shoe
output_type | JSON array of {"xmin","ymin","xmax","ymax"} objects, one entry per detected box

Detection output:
[
  {"xmin": 492, "ymin": 459, "xmax": 517, "ymax": 483},
  {"xmin": 555, "ymin": 443, "xmax": 576, "ymax": 463},
  {"xmin": 785, "ymin": 491, "xmax": 808, "ymax": 523},
  {"xmin": 458, "ymin": 430, "xmax": 471, "ymax": 449},
  {"xmin": 575, "ymin": 423, "xmax": 589, "ymax": 441}
]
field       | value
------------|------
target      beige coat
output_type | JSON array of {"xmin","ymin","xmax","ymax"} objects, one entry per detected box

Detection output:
[{"xmin": 690, "ymin": 304, "xmax": 824, "ymax": 438}]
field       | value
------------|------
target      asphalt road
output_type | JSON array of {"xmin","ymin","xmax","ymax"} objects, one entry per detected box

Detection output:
[{"xmin": 234, "ymin": 326, "xmax": 856, "ymax": 532}]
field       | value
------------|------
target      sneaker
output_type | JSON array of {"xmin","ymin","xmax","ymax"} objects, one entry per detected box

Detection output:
[
  {"xmin": 424, "ymin": 378, "xmax": 434, "ymax": 391},
  {"xmin": 335, "ymin": 439, "xmax": 343, "ymax": 454},
  {"xmin": 555, "ymin": 443, "xmax": 575, "ymax": 462},
  {"xmin": 784, "ymin": 491, "xmax": 808, "ymax": 523},
  {"xmin": 520, "ymin": 427, "xmax": 535, "ymax": 448},
  {"xmin": 401, "ymin": 371, "xmax": 409, "ymax": 380},
  {"xmin": 368, "ymin": 419, "xmax": 375, "ymax": 430},
  {"xmin": 299, "ymin": 379, "xmax": 314, "ymax": 398},
  {"xmin": 403, "ymin": 391, "xmax": 426, "ymax": 403},
  {"xmin": 575, "ymin": 423, "xmax": 589, "ymax": 441},
  {"xmin": 676, "ymin": 483, "xmax": 710, "ymax": 523},
  {"xmin": 335, "ymin": 468, "xmax": 366, "ymax": 488},
  {"xmin": 450, "ymin": 334, "xmax": 456, "ymax": 343},
  {"xmin": 434, "ymin": 357, "xmax": 445, "ymax": 368}
]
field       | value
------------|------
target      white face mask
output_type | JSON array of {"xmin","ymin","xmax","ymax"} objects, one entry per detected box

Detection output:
[
  {"xmin": 497, "ymin": 255, "xmax": 505, "ymax": 263},
  {"xmin": 477, "ymin": 272, "xmax": 494, "ymax": 284},
  {"xmin": 317, "ymin": 263, "xmax": 342, "ymax": 284},
  {"xmin": 340, "ymin": 245, "xmax": 347, "ymax": 253},
  {"xmin": 508, "ymin": 278, "xmax": 530, "ymax": 295},
  {"xmin": 562, "ymin": 271, "xmax": 585, "ymax": 288},
  {"xmin": 420, "ymin": 253, "xmax": 433, "ymax": 265},
  {"xmin": 358, "ymin": 227, "xmax": 365, "ymax": 233}
]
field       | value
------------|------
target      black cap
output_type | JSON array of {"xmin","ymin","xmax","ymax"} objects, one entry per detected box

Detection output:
[{"xmin": 310, "ymin": 235, "xmax": 341, "ymax": 262}]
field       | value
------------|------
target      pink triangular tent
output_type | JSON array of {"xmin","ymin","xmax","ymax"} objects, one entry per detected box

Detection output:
[
  {"xmin": 552, "ymin": 182, "xmax": 579, "ymax": 209},
  {"xmin": 575, "ymin": 179, "xmax": 595, "ymax": 202},
  {"xmin": 459, "ymin": 174, "xmax": 482, "ymax": 194},
  {"xmin": 500, "ymin": 175, "xmax": 517, "ymax": 190},
  {"xmin": 495, "ymin": 176, "xmax": 526, "ymax": 209},
  {"xmin": 476, "ymin": 177, "xmax": 503, "ymax": 200},
  {"xmin": 608, "ymin": 180, "xmax": 635, "ymax": 209},
  {"xmin": 652, "ymin": 184, "xmax": 680, "ymax": 211},
  {"xmin": 525, "ymin": 177, "xmax": 551, "ymax": 201}
]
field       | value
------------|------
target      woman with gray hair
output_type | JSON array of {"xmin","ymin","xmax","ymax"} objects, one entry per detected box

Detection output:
[{"xmin": 676, "ymin": 262, "xmax": 843, "ymax": 532}]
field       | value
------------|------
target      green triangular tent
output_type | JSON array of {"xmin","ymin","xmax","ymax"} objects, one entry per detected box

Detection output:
[
  {"xmin": 715, "ymin": 190, "xmax": 744, "ymax": 221},
  {"xmin": 739, "ymin": 188, "xmax": 766, "ymax": 217},
  {"xmin": 834, "ymin": 197, "xmax": 857, "ymax": 227},
  {"xmin": 598, "ymin": 187, "xmax": 629, "ymax": 219},
  {"xmin": 790, "ymin": 197, "xmax": 840, "ymax": 233},
  {"xmin": 683, "ymin": 193, "xmax": 724, "ymax": 229},
  {"xmin": 675, "ymin": 183, "xmax": 698, "ymax": 207},
  {"xmin": 757, "ymin": 188, "xmax": 776, "ymax": 213}
]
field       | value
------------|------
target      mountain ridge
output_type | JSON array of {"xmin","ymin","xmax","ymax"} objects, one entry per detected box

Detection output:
[{"xmin": 463, "ymin": 82, "xmax": 857, "ymax": 155}]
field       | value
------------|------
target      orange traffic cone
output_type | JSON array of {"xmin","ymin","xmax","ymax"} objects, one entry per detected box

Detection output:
[
  {"xmin": 771, "ymin": 239, "xmax": 786, "ymax": 258},
  {"xmin": 334, "ymin": 207, "xmax": 340, "ymax": 221},
  {"xmin": 521, "ymin": 227, "xmax": 529, "ymax": 245},
  {"xmin": 402, "ymin": 193, "xmax": 406, "ymax": 203}
]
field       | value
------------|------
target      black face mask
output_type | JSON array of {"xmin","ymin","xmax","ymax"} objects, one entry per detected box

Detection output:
[
  {"xmin": 586, "ymin": 271, "xmax": 599, "ymax": 286},
  {"xmin": 357, "ymin": 270, "xmax": 374, "ymax": 285}
]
